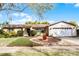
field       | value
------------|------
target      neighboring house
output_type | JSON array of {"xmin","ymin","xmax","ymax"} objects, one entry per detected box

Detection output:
[
  {"xmin": 0, "ymin": 24, "xmax": 3, "ymax": 29},
  {"xmin": 2, "ymin": 24, "xmax": 48, "ymax": 36},
  {"xmin": 77, "ymin": 26, "xmax": 79, "ymax": 36},
  {"xmin": 49, "ymin": 21, "xmax": 77, "ymax": 37}
]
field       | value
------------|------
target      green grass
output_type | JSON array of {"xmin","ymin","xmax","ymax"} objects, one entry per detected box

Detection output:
[
  {"xmin": 12, "ymin": 51, "xmax": 79, "ymax": 56},
  {"xmin": 0, "ymin": 37, "xmax": 79, "ymax": 56},
  {"xmin": 13, "ymin": 51, "xmax": 79, "ymax": 56},
  {"xmin": 13, "ymin": 52, "xmax": 46, "ymax": 56},
  {"xmin": 8, "ymin": 37, "xmax": 41, "ymax": 47},
  {"xmin": 8, "ymin": 38, "xmax": 33, "ymax": 47},
  {"xmin": 0, "ymin": 37, "xmax": 41, "ymax": 47},
  {"xmin": 1, "ymin": 51, "xmax": 79, "ymax": 56},
  {"xmin": 0, "ymin": 37, "xmax": 18, "ymax": 46}
]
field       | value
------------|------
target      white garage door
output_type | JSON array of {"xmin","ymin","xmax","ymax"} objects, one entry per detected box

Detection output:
[{"xmin": 50, "ymin": 28, "xmax": 72, "ymax": 37}]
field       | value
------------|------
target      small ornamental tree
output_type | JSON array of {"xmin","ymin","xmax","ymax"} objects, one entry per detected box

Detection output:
[
  {"xmin": 41, "ymin": 30, "xmax": 48, "ymax": 40},
  {"xmin": 30, "ymin": 30, "xmax": 37, "ymax": 36}
]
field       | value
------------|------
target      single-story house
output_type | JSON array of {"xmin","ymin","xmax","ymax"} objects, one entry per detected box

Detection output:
[
  {"xmin": 2, "ymin": 24, "xmax": 48, "ymax": 36},
  {"xmin": 1, "ymin": 21, "xmax": 78, "ymax": 37},
  {"xmin": 48, "ymin": 21, "xmax": 77, "ymax": 37}
]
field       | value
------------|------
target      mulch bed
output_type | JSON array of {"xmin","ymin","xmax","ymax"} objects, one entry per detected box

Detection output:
[
  {"xmin": 30, "ymin": 36, "xmax": 79, "ymax": 46},
  {"xmin": 30, "ymin": 36, "xmax": 62, "ymax": 46}
]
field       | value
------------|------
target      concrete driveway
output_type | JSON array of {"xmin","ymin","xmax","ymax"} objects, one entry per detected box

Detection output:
[{"xmin": 59, "ymin": 37, "xmax": 79, "ymax": 45}]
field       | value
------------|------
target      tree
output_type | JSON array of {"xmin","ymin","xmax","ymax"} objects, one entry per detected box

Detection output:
[
  {"xmin": 41, "ymin": 21, "xmax": 49, "ymax": 24},
  {"xmin": 0, "ymin": 3, "xmax": 27, "ymax": 24},
  {"xmin": 0, "ymin": 3, "xmax": 26, "ymax": 12},
  {"xmin": 0, "ymin": 3, "xmax": 53, "ymax": 23},
  {"xmin": 69, "ymin": 21, "xmax": 78, "ymax": 26},
  {"xmin": 25, "ymin": 21, "xmax": 49, "ymax": 24},
  {"xmin": 27, "ymin": 3, "xmax": 53, "ymax": 20},
  {"xmin": 26, "ymin": 21, "xmax": 32, "ymax": 24}
]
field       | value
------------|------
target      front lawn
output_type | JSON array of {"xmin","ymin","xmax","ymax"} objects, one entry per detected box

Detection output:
[
  {"xmin": 0, "ymin": 51, "xmax": 79, "ymax": 56},
  {"xmin": 0, "ymin": 37, "xmax": 18, "ymax": 46},
  {"xmin": 8, "ymin": 38, "xmax": 41, "ymax": 47},
  {"xmin": 8, "ymin": 38, "xmax": 33, "ymax": 47},
  {"xmin": 0, "ymin": 37, "xmax": 41, "ymax": 47},
  {"xmin": 13, "ymin": 51, "xmax": 79, "ymax": 56}
]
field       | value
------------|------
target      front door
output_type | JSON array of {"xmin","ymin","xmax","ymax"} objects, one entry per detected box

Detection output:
[{"xmin": 23, "ymin": 28, "xmax": 30, "ymax": 36}]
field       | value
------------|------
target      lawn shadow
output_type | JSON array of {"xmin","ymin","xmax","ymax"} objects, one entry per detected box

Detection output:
[{"xmin": 31, "ymin": 47, "xmax": 51, "ymax": 56}]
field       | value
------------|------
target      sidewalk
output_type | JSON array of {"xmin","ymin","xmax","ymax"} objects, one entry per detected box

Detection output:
[{"xmin": 0, "ymin": 46, "xmax": 79, "ymax": 53}]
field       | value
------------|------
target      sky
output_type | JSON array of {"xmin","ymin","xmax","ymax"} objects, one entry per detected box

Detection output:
[{"xmin": 0, "ymin": 3, "xmax": 79, "ymax": 24}]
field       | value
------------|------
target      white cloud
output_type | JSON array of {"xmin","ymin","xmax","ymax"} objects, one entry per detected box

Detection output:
[
  {"xmin": 11, "ymin": 18, "xmax": 27, "ymax": 24},
  {"xmin": 65, "ymin": 3, "xmax": 79, "ymax": 8},
  {"xmin": 12, "ymin": 13, "xmax": 19, "ymax": 16},
  {"xmin": 12, "ymin": 12, "xmax": 31, "ymax": 17},
  {"xmin": 20, "ymin": 13, "xmax": 28, "ymax": 17},
  {"xmin": 10, "ymin": 12, "xmax": 33, "ymax": 24},
  {"xmin": 74, "ymin": 3, "xmax": 79, "ymax": 7}
]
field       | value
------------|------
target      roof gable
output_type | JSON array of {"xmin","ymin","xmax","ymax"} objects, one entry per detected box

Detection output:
[{"xmin": 49, "ymin": 21, "xmax": 76, "ymax": 26}]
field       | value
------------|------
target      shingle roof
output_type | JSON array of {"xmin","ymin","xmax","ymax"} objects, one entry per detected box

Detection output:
[
  {"xmin": 3, "ymin": 24, "xmax": 25, "ymax": 28},
  {"xmin": 3, "ymin": 24, "xmax": 49, "ymax": 29}
]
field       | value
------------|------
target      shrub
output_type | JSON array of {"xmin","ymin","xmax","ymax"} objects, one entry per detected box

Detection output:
[
  {"xmin": 0, "ymin": 29, "xmax": 4, "ymax": 35},
  {"xmin": 0, "ymin": 30, "xmax": 9, "ymax": 38},
  {"xmin": 17, "ymin": 30, "xmax": 23, "ymax": 36},
  {"xmin": 0, "ymin": 34, "xmax": 5, "ymax": 38},
  {"xmin": 0, "ymin": 29, "xmax": 4, "ymax": 34},
  {"xmin": 3, "ymin": 31, "xmax": 17, "ymax": 38},
  {"xmin": 3, "ymin": 32, "xmax": 10, "ymax": 38},
  {"xmin": 41, "ymin": 30, "xmax": 46, "ymax": 33},
  {"xmin": 0, "ymin": 30, "xmax": 17, "ymax": 38},
  {"xmin": 9, "ymin": 31, "xmax": 17, "ymax": 37},
  {"xmin": 30, "ymin": 30, "xmax": 37, "ymax": 36}
]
